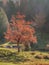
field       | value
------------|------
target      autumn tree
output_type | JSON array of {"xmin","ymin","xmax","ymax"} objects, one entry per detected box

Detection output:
[{"xmin": 4, "ymin": 12, "xmax": 37, "ymax": 52}]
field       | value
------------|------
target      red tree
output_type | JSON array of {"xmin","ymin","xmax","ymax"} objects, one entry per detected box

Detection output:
[{"xmin": 4, "ymin": 12, "xmax": 37, "ymax": 52}]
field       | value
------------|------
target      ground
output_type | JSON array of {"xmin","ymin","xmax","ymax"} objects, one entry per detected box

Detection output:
[{"xmin": 0, "ymin": 48, "xmax": 49, "ymax": 65}]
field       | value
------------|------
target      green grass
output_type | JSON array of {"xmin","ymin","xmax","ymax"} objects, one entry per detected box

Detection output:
[{"xmin": 0, "ymin": 48, "xmax": 49, "ymax": 65}]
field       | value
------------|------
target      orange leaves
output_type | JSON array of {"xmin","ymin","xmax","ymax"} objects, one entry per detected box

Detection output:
[
  {"xmin": 4, "ymin": 12, "xmax": 37, "ymax": 44},
  {"xmin": 11, "ymin": 15, "xmax": 16, "ymax": 22},
  {"xmin": 26, "ymin": 21, "xmax": 33, "ymax": 25},
  {"xmin": 16, "ymin": 12, "xmax": 25, "ymax": 19},
  {"xmin": 33, "ymin": 36, "xmax": 37, "ymax": 43}
]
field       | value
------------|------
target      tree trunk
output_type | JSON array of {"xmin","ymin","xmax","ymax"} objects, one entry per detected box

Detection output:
[
  {"xmin": 17, "ymin": 37, "xmax": 21, "ymax": 52},
  {"xmin": 17, "ymin": 43, "xmax": 20, "ymax": 52}
]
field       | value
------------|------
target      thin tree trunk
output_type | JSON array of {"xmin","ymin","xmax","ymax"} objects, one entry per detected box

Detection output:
[
  {"xmin": 17, "ymin": 37, "xmax": 21, "ymax": 52},
  {"xmin": 17, "ymin": 43, "xmax": 20, "ymax": 52}
]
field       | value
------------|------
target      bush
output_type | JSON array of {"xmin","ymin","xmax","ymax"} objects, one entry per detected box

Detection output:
[
  {"xmin": 44, "ymin": 55, "xmax": 49, "ymax": 59},
  {"xmin": 35, "ymin": 55, "xmax": 44, "ymax": 59}
]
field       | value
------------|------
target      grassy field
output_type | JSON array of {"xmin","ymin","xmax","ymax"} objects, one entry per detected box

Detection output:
[{"xmin": 0, "ymin": 48, "xmax": 49, "ymax": 65}]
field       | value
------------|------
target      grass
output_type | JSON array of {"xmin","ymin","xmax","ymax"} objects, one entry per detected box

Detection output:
[
  {"xmin": 0, "ymin": 62, "xmax": 16, "ymax": 65},
  {"xmin": 0, "ymin": 48, "xmax": 49, "ymax": 65},
  {"xmin": 0, "ymin": 48, "xmax": 17, "ymax": 52}
]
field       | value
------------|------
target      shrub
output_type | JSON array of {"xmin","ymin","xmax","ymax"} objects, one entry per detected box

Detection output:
[
  {"xmin": 44, "ymin": 55, "xmax": 49, "ymax": 59},
  {"xmin": 35, "ymin": 55, "xmax": 43, "ymax": 59}
]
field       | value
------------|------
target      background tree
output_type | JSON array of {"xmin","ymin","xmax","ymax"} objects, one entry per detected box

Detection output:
[
  {"xmin": 5, "ymin": 0, "xmax": 16, "ymax": 20},
  {"xmin": 0, "ymin": 7, "xmax": 9, "ymax": 42},
  {"xmin": 4, "ymin": 13, "xmax": 37, "ymax": 52},
  {"xmin": 34, "ymin": 11, "xmax": 46, "ymax": 28}
]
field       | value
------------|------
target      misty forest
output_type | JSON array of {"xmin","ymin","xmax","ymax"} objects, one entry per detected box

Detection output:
[{"xmin": 0, "ymin": 0, "xmax": 49, "ymax": 65}]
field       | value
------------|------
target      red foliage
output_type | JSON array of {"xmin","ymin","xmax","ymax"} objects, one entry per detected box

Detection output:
[{"xmin": 4, "ymin": 13, "xmax": 37, "ymax": 44}]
